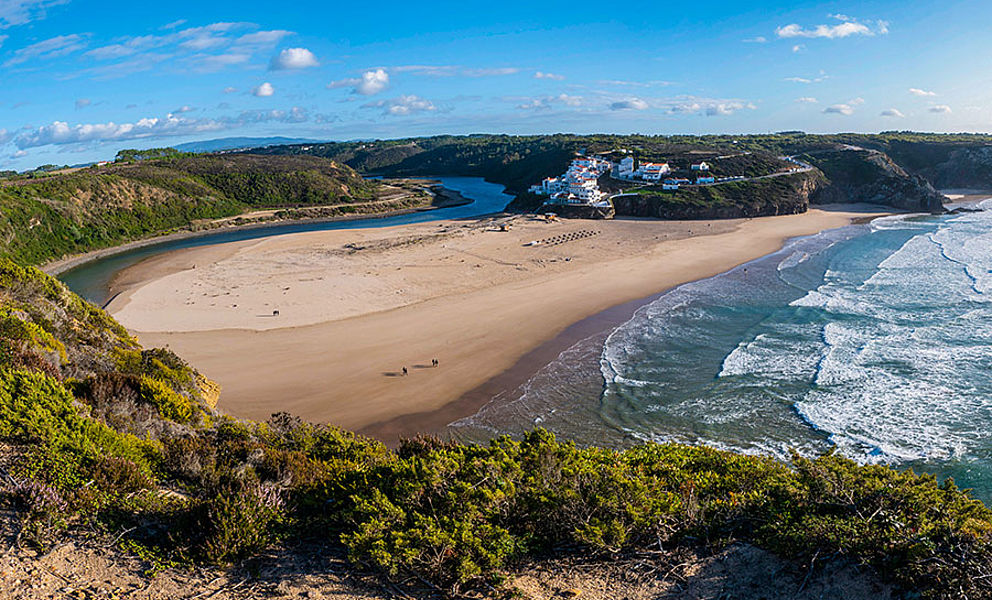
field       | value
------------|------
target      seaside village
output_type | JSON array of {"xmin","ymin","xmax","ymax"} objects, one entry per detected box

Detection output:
[{"xmin": 528, "ymin": 154, "xmax": 725, "ymax": 207}]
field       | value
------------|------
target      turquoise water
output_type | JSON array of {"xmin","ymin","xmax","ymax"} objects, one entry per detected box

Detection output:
[
  {"xmin": 454, "ymin": 201, "xmax": 992, "ymax": 501},
  {"xmin": 58, "ymin": 177, "xmax": 512, "ymax": 305}
]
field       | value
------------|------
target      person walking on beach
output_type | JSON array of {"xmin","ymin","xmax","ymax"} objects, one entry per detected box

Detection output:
[
  {"xmin": 402, "ymin": 367, "xmax": 408, "ymax": 376},
  {"xmin": 432, "ymin": 358, "xmax": 439, "ymax": 367}
]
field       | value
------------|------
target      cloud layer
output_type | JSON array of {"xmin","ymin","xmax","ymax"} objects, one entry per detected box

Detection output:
[{"xmin": 776, "ymin": 15, "xmax": 888, "ymax": 39}]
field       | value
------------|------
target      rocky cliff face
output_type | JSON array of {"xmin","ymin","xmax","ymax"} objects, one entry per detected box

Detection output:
[
  {"xmin": 807, "ymin": 149, "xmax": 946, "ymax": 213},
  {"xmin": 919, "ymin": 145, "xmax": 992, "ymax": 190},
  {"xmin": 612, "ymin": 170, "xmax": 822, "ymax": 220}
]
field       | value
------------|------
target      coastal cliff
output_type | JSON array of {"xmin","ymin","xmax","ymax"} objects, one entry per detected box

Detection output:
[
  {"xmin": 612, "ymin": 170, "xmax": 823, "ymax": 220},
  {"xmin": 804, "ymin": 148, "xmax": 947, "ymax": 212}
]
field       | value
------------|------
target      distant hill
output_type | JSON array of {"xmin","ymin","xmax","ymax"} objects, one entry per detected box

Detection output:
[
  {"xmin": 0, "ymin": 153, "xmax": 383, "ymax": 265},
  {"xmin": 255, "ymin": 132, "xmax": 976, "ymax": 216},
  {"xmin": 173, "ymin": 136, "xmax": 327, "ymax": 154}
]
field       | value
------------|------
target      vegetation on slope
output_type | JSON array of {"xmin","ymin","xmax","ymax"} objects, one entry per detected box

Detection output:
[
  {"xmin": 1, "ymin": 260, "xmax": 992, "ymax": 597},
  {"xmin": 0, "ymin": 153, "xmax": 380, "ymax": 266},
  {"xmin": 613, "ymin": 171, "xmax": 825, "ymax": 219}
]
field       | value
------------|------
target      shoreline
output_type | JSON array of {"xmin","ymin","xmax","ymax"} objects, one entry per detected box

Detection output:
[
  {"xmin": 110, "ymin": 205, "xmax": 897, "ymax": 440},
  {"xmin": 359, "ymin": 213, "xmax": 889, "ymax": 444},
  {"xmin": 41, "ymin": 183, "xmax": 474, "ymax": 278}
]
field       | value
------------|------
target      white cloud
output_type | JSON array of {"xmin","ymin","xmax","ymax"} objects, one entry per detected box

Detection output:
[
  {"xmin": 161, "ymin": 19, "xmax": 187, "ymax": 30},
  {"xmin": 610, "ymin": 98, "xmax": 649, "ymax": 111},
  {"xmin": 0, "ymin": 34, "xmax": 7, "ymax": 48},
  {"xmin": 517, "ymin": 94, "xmax": 582, "ymax": 110},
  {"xmin": 79, "ymin": 22, "xmax": 280, "ymax": 75},
  {"xmin": 387, "ymin": 64, "xmax": 519, "ymax": 78},
  {"xmin": 328, "ymin": 68, "xmax": 390, "ymax": 95},
  {"xmin": 355, "ymin": 69, "xmax": 390, "ymax": 95},
  {"xmin": 13, "ymin": 114, "xmax": 220, "ymax": 149},
  {"xmin": 74, "ymin": 98, "xmax": 91, "ymax": 109},
  {"xmin": 792, "ymin": 44, "xmax": 805, "ymax": 53},
  {"xmin": 824, "ymin": 104, "xmax": 855, "ymax": 115},
  {"xmin": 776, "ymin": 16, "xmax": 887, "ymax": 39},
  {"xmin": 743, "ymin": 36, "xmax": 767, "ymax": 43},
  {"xmin": 0, "ymin": 0, "xmax": 67, "ymax": 28},
  {"xmin": 666, "ymin": 97, "xmax": 756, "ymax": 116},
  {"xmin": 0, "ymin": 129, "xmax": 11, "ymax": 145},
  {"xmin": 235, "ymin": 106, "xmax": 309, "ymax": 123},
  {"xmin": 252, "ymin": 82, "xmax": 274, "ymax": 97},
  {"xmin": 795, "ymin": 97, "xmax": 818, "ymax": 103},
  {"xmin": 881, "ymin": 108, "xmax": 905, "ymax": 117},
  {"xmin": 237, "ymin": 30, "xmax": 292, "ymax": 46},
  {"xmin": 462, "ymin": 67, "xmax": 519, "ymax": 77},
  {"xmin": 534, "ymin": 71, "xmax": 565, "ymax": 80},
  {"xmin": 173, "ymin": 105, "xmax": 195, "ymax": 113},
  {"xmin": 193, "ymin": 52, "xmax": 250, "ymax": 72},
  {"xmin": 223, "ymin": 86, "xmax": 237, "ymax": 93},
  {"xmin": 849, "ymin": 97, "xmax": 865, "ymax": 106},
  {"xmin": 929, "ymin": 105, "xmax": 952, "ymax": 114},
  {"xmin": 784, "ymin": 72, "xmax": 828, "ymax": 84},
  {"xmin": 3, "ymin": 33, "xmax": 87, "ymax": 67},
  {"xmin": 269, "ymin": 47, "xmax": 318, "ymax": 70},
  {"xmin": 909, "ymin": 88, "xmax": 937, "ymax": 97},
  {"xmin": 11, "ymin": 106, "xmax": 318, "ymax": 149},
  {"xmin": 362, "ymin": 94, "xmax": 436, "ymax": 116},
  {"xmin": 705, "ymin": 101, "xmax": 755, "ymax": 116}
]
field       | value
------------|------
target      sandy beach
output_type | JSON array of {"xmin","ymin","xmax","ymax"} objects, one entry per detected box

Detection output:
[{"xmin": 108, "ymin": 207, "xmax": 892, "ymax": 438}]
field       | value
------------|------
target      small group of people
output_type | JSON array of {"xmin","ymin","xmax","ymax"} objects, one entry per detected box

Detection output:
[{"xmin": 400, "ymin": 358, "xmax": 439, "ymax": 376}]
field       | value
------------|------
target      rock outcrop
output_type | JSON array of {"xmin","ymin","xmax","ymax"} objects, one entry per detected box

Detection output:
[
  {"xmin": 612, "ymin": 170, "xmax": 823, "ymax": 220},
  {"xmin": 806, "ymin": 149, "xmax": 946, "ymax": 213}
]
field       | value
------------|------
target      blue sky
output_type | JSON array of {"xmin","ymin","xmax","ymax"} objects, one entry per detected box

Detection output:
[{"xmin": 1, "ymin": 0, "xmax": 990, "ymax": 170}]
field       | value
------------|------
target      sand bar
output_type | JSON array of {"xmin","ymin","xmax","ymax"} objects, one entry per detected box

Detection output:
[{"xmin": 109, "ymin": 207, "xmax": 892, "ymax": 437}]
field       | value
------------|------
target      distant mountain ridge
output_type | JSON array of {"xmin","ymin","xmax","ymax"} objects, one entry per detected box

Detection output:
[{"xmin": 173, "ymin": 136, "xmax": 328, "ymax": 154}]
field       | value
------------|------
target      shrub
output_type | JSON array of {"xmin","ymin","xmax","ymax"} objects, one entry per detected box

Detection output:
[
  {"xmin": 199, "ymin": 477, "xmax": 284, "ymax": 564},
  {"xmin": 7, "ymin": 478, "xmax": 69, "ymax": 550}
]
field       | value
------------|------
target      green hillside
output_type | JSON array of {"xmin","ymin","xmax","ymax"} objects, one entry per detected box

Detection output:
[{"xmin": 0, "ymin": 153, "xmax": 381, "ymax": 265}]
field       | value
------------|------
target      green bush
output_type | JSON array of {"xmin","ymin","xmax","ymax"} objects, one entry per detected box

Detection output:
[{"xmin": 199, "ymin": 476, "xmax": 284, "ymax": 564}]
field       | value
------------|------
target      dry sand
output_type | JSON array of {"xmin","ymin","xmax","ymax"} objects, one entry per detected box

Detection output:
[{"xmin": 108, "ymin": 207, "xmax": 891, "ymax": 437}]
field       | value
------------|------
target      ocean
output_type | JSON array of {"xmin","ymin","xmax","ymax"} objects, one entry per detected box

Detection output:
[{"xmin": 453, "ymin": 201, "xmax": 992, "ymax": 501}]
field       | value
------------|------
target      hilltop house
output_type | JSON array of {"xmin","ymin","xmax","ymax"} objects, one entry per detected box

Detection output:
[
  {"xmin": 691, "ymin": 162, "xmax": 711, "ymax": 171},
  {"xmin": 616, "ymin": 156, "xmax": 635, "ymax": 178},
  {"xmin": 635, "ymin": 162, "xmax": 671, "ymax": 181}
]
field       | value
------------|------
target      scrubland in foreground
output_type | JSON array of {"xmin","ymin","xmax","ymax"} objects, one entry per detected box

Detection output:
[{"xmin": 1, "ymin": 258, "xmax": 992, "ymax": 598}]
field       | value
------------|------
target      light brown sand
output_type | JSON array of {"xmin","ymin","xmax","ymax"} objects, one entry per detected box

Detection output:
[{"xmin": 109, "ymin": 207, "xmax": 890, "ymax": 434}]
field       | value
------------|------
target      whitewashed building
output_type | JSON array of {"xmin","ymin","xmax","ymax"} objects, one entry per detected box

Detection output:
[
  {"xmin": 635, "ymin": 162, "xmax": 671, "ymax": 181},
  {"xmin": 691, "ymin": 162, "xmax": 711, "ymax": 171},
  {"xmin": 616, "ymin": 156, "xmax": 635, "ymax": 178},
  {"xmin": 531, "ymin": 155, "xmax": 612, "ymax": 205}
]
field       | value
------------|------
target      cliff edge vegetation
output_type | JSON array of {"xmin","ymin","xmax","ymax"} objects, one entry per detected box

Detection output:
[{"xmin": 1, "ymin": 259, "xmax": 992, "ymax": 598}]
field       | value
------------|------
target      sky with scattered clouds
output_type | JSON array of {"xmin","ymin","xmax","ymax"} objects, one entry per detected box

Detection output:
[{"xmin": 1, "ymin": 0, "xmax": 990, "ymax": 169}]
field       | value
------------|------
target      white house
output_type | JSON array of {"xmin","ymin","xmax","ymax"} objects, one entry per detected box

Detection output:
[
  {"xmin": 696, "ymin": 176, "xmax": 715, "ymax": 184},
  {"xmin": 691, "ymin": 162, "xmax": 711, "ymax": 171},
  {"xmin": 662, "ymin": 182, "xmax": 679, "ymax": 190},
  {"xmin": 617, "ymin": 156, "xmax": 635, "ymax": 178},
  {"xmin": 636, "ymin": 162, "xmax": 671, "ymax": 181}
]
